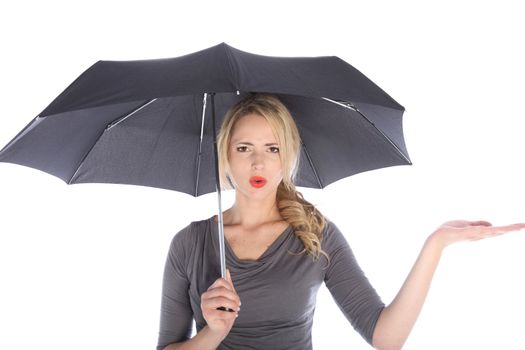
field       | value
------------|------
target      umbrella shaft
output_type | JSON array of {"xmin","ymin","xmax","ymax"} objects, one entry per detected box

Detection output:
[{"xmin": 209, "ymin": 93, "xmax": 227, "ymax": 279}]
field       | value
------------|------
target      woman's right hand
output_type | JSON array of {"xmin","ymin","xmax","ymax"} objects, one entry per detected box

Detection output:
[{"xmin": 200, "ymin": 269, "xmax": 241, "ymax": 340}]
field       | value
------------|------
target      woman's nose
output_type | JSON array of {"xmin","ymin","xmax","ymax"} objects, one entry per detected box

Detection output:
[{"xmin": 251, "ymin": 152, "xmax": 264, "ymax": 169}]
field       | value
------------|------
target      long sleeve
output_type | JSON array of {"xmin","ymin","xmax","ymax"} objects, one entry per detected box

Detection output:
[
  {"xmin": 323, "ymin": 221, "xmax": 385, "ymax": 346},
  {"xmin": 156, "ymin": 225, "xmax": 194, "ymax": 350}
]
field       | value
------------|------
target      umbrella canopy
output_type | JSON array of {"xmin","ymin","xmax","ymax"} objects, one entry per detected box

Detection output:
[
  {"xmin": 0, "ymin": 42, "xmax": 410, "ymax": 197},
  {"xmin": 0, "ymin": 42, "xmax": 411, "ymax": 282}
]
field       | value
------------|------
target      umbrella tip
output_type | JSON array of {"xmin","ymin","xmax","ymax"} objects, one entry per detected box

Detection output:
[{"xmin": 219, "ymin": 42, "xmax": 235, "ymax": 51}]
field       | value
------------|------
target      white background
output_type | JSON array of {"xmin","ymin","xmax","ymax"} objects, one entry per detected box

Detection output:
[{"xmin": 1, "ymin": 1, "xmax": 524, "ymax": 349}]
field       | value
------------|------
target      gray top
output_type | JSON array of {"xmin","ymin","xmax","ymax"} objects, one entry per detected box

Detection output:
[{"xmin": 156, "ymin": 216, "xmax": 385, "ymax": 350}]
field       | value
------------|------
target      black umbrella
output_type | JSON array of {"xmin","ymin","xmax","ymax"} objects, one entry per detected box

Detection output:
[{"xmin": 0, "ymin": 42, "xmax": 411, "ymax": 281}]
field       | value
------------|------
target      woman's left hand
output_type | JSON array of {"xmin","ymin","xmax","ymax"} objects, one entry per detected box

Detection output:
[{"xmin": 429, "ymin": 220, "xmax": 525, "ymax": 250}]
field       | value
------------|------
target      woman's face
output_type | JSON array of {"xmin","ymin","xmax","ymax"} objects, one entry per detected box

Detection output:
[{"xmin": 227, "ymin": 113, "xmax": 283, "ymax": 199}]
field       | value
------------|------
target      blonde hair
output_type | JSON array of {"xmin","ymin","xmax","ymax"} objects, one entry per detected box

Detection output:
[{"xmin": 217, "ymin": 93, "xmax": 330, "ymax": 266}]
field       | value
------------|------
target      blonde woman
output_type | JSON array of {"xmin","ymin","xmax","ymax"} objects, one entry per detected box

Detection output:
[{"xmin": 157, "ymin": 94, "xmax": 525, "ymax": 350}]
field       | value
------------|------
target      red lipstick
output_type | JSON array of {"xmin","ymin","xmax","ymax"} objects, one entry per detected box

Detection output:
[{"xmin": 249, "ymin": 176, "xmax": 267, "ymax": 188}]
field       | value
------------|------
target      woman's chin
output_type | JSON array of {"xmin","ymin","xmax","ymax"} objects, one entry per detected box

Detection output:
[{"xmin": 238, "ymin": 185, "xmax": 276, "ymax": 198}]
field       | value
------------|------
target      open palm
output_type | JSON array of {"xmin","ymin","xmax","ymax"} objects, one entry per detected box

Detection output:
[{"xmin": 431, "ymin": 220, "xmax": 525, "ymax": 248}]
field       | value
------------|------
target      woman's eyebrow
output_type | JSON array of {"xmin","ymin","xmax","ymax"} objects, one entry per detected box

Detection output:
[{"xmin": 235, "ymin": 142, "xmax": 279, "ymax": 146}]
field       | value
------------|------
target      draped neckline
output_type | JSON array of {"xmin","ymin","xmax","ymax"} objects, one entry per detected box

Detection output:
[{"xmin": 208, "ymin": 215, "xmax": 293, "ymax": 266}]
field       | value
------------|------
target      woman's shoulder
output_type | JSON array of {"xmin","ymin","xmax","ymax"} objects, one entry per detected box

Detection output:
[
  {"xmin": 320, "ymin": 217, "xmax": 349, "ymax": 247},
  {"xmin": 321, "ymin": 216, "xmax": 338, "ymax": 235},
  {"xmin": 170, "ymin": 216, "xmax": 212, "ymax": 248}
]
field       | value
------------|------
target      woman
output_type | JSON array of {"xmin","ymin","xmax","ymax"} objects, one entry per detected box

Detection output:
[{"xmin": 156, "ymin": 94, "xmax": 524, "ymax": 350}]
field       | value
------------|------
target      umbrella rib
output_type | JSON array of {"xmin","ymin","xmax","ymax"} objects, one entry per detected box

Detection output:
[
  {"xmin": 322, "ymin": 97, "xmax": 412, "ymax": 165},
  {"xmin": 0, "ymin": 115, "xmax": 45, "ymax": 156},
  {"xmin": 194, "ymin": 93, "xmax": 207, "ymax": 196},
  {"xmin": 68, "ymin": 99, "xmax": 157, "ymax": 184},
  {"xmin": 106, "ymin": 99, "xmax": 157, "ymax": 131},
  {"xmin": 300, "ymin": 139, "xmax": 324, "ymax": 189}
]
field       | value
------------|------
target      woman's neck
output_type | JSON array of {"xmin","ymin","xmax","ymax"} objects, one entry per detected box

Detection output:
[{"xmin": 223, "ymin": 194, "xmax": 283, "ymax": 229}]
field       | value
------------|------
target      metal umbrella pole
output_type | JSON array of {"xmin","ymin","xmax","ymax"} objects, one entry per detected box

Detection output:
[
  {"xmin": 197, "ymin": 93, "xmax": 228, "ymax": 281},
  {"xmin": 209, "ymin": 92, "xmax": 228, "ymax": 280},
  {"xmin": 209, "ymin": 92, "xmax": 234, "ymax": 313}
]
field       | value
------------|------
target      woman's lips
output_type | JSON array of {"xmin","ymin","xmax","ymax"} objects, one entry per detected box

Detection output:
[{"xmin": 249, "ymin": 176, "xmax": 267, "ymax": 188}]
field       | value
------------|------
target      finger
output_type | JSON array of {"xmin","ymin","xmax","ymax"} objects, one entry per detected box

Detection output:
[
  {"xmin": 203, "ymin": 287, "xmax": 241, "ymax": 305},
  {"xmin": 216, "ymin": 306, "xmax": 237, "ymax": 313},
  {"xmin": 465, "ymin": 223, "xmax": 520, "ymax": 240},
  {"xmin": 206, "ymin": 308, "xmax": 238, "ymax": 321},
  {"xmin": 202, "ymin": 296, "xmax": 240, "ymax": 312},
  {"xmin": 226, "ymin": 269, "xmax": 237, "ymax": 291},
  {"xmin": 207, "ymin": 277, "xmax": 233, "ymax": 292},
  {"xmin": 469, "ymin": 230, "xmax": 502, "ymax": 241},
  {"xmin": 490, "ymin": 224, "xmax": 525, "ymax": 234},
  {"xmin": 202, "ymin": 286, "xmax": 239, "ymax": 303},
  {"xmin": 207, "ymin": 276, "xmax": 228, "ymax": 290},
  {"xmin": 214, "ymin": 308, "xmax": 239, "ymax": 318},
  {"xmin": 207, "ymin": 280, "xmax": 219, "ymax": 291},
  {"xmin": 469, "ymin": 220, "xmax": 492, "ymax": 227},
  {"xmin": 202, "ymin": 295, "xmax": 234, "ymax": 310},
  {"xmin": 227, "ymin": 269, "xmax": 235, "ymax": 286}
]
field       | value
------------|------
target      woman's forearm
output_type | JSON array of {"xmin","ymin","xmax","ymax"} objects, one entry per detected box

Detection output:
[
  {"xmin": 371, "ymin": 220, "xmax": 524, "ymax": 349},
  {"xmin": 372, "ymin": 234, "xmax": 444, "ymax": 350},
  {"xmin": 163, "ymin": 325, "xmax": 225, "ymax": 350}
]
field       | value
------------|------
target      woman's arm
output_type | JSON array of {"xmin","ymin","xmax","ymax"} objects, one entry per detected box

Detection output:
[
  {"xmin": 163, "ymin": 325, "xmax": 225, "ymax": 350},
  {"xmin": 372, "ymin": 234, "xmax": 442, "ymax": 350},
  {"xmin": 372, "ymin": 220, "xmax": 525, "ymax": 350}
]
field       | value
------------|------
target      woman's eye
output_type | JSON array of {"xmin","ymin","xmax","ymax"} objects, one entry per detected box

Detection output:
[{"xmin": 236, "ymin": 146, "xmax": 278, "ymax": 153}]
